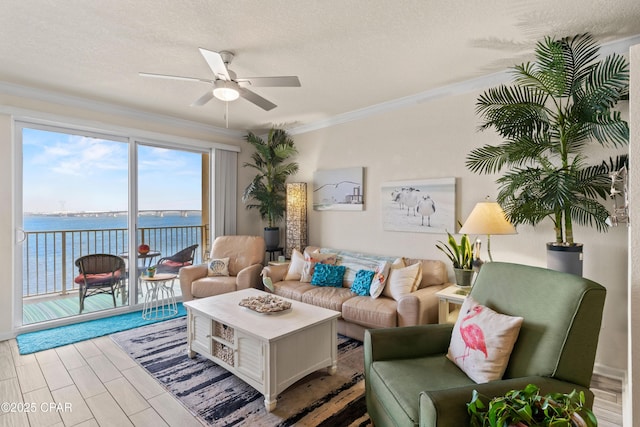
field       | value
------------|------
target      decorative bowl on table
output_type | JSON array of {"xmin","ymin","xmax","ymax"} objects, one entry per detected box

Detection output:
[{"xmin": 239, "ymin": 295, "xmax": 292, "ymax": 314}]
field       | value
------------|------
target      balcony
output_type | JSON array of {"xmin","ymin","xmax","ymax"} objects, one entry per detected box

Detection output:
[{"xmin": 22, "ymin": 223, "xmax": 207, "ymax": 324}]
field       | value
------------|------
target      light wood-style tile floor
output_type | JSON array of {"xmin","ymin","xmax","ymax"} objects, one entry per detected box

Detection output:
[
  {"xmin": 0, "ymin": 334, "xmax": 624, "ymax": 427},
  {"xmin": 0, "ymin": 337, "xmax": 203, "ymax": 427}
]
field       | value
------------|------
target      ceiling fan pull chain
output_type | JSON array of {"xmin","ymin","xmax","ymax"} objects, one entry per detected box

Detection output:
[{"xmin": 225, "ymin": 101, "xmax": 229, "ymax": 128}]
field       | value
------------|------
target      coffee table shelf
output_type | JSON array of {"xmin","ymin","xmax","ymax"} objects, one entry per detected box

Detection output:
[{"xmin": 184, "ymin": 288, "xmax": 340, "ymax": 412}]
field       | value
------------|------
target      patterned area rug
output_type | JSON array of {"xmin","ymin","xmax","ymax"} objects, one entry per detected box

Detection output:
[{"xmin": 111, "ymin": 317, "xmax": 371, "ymax": 426}]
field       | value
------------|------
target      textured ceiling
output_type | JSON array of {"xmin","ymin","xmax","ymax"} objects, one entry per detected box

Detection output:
[{"xmin": 1, "ymin": 0, "xmax": 640, "ymax": 133}]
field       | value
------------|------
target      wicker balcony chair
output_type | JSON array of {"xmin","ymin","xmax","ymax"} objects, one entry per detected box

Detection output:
[
  {"xmin": 155, "ymin": 244, "xmax": 199, "ymax": 274},
  {"xmin": 74, "ymin": 254, "xmax": 126, "ymax": 314}
]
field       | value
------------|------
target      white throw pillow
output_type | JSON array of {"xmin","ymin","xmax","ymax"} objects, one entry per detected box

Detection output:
[
  {"xmin": 369, "ymin": 261, "xmax": 390, "ymax": 299},
  {"xmin": 207, "ymin": 257, "xmax": 230, "ymax": 276},
  {"xmin": 284, "ymin": 249, "xmax": 306, "ymax": 281},
  {"xmin": 385, "ymin": 262, "xmax": 422, "ymax": 301},
  {"xmin": 447, "ymin": 296, "xmax": 524, "ymax": 383}
]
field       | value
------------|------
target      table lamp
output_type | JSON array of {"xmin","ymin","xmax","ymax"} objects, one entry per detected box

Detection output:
[{"xmin": 459, "ymin": 200, "xmax": 517, "ymax": 262}]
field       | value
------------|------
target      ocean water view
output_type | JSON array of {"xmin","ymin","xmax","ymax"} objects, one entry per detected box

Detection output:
[
  {"xmin": 24, "ymin": 212, "xmax": 203, "ymax": 231},
  {"xmin": 22, "ymin": 212, "xmax": 205, "ymax": 297}
]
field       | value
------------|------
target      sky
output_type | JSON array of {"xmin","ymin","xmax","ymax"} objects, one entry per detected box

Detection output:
[{"xmin": 22, "ymin": 127, "xmax": 203, "ymax": 213}]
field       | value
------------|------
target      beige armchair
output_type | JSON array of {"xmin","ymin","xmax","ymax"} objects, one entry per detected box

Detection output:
[{"xmin": 179, "ymin": 235, "xmax": 265, "ymax": 301}]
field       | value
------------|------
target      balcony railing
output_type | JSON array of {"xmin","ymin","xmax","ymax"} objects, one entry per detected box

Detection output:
[{"xmin": 23, "ymin": 225, "xmax": 207, "ymax": 298}]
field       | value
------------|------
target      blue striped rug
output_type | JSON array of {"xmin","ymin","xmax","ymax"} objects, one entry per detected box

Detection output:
[
  {"xmin": 111, "ymin": 317, "xmax": 370, "ymax": 426},
  {"xmin": 17, "ymin": 304, "xmax": 186, "ymax": 355}
]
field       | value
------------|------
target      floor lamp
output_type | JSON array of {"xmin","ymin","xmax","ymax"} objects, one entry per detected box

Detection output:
[
  {"xmin": 285, "ymin": 183, "xmax": 307, "ymax": 258},
  {"xmin": 459, "ymin": 201, "xmax": 517, "ymax": 262}
]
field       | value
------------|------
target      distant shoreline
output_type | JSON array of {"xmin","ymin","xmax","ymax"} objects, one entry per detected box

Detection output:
[{"xmin": 25, "ymin": 209, "xmax": 202, "ymax": 218}]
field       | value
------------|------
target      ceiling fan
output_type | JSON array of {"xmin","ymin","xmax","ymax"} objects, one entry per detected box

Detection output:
[{"xmin": 139, "ymin": 48, "xmax": 301, "ymax": 111}]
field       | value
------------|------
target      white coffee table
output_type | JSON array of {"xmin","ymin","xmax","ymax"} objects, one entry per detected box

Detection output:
[{"xmin": 183, "ymin": 288, "xmax": 340, "ymax": 412}]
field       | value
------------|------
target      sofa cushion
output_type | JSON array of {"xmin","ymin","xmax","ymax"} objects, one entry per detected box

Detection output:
[
  {"xmin": 369, "ymin": 356, "xmax": 474, "ymax": 426},
  {"xmin": 301, "ymin": 286, "xmax": 354, "ymax": 311},
  {"xmin": 406, "ymin": 258, "xmax": 448, "ymax": 288},
  {"xmin": 311, "ymin": 264, "xmax": 346, "ymax": 287},
  {"xmin": 447, "ymin": 296, "xmax": 524, "ymax": 383},
  {"xmin": 351, "ymin": 269, "xmax": 375, "ymax": 296},
  {"xmin": 191, "ymin": 276, "xmax": 237, "ymax": 298},
  {"xmin": 342, "ymin": 296, "xmax": 397, "ymax": 328},
  {"xmin": 272, "ymin": 281, "xmax": 314, "ymax": 301}
]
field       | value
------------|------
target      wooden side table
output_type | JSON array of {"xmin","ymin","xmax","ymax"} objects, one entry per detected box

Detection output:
[{"xmin": 435, "ymin": 285, "xmax": 469, "ymax": 324}]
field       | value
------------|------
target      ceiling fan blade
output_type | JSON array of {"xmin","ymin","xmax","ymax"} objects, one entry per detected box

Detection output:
[
  {"xmin": 191, "ymin": 90, "xmax": 214, "ymax": 107},
  {"xmin": 139, "ymin": 72, "xmax": 213, "ymax": 84},
  {"xmin": 199, "ymin": 48, "xmax": 231, "ymax": 81},
  {"xmin": 237, "ymin": 76, "xmax": 301, "ymax": 87},
  {"xmin": 238, "ymin": 87, "xmax": 277, "ymax": 111}
]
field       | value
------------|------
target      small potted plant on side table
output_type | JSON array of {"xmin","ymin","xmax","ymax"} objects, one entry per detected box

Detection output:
[{"xmin": 436, "ymin": 231, "xmax": 474, "ymax": 288}]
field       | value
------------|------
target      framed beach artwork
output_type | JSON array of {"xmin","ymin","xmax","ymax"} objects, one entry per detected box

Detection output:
[
  {"xmin": 313, "ymin": 167, "xmax": 364, "ymax": 211},
  {"xmin": 381, "ymin": 177, "xmax": 456, "ymax": 233}
]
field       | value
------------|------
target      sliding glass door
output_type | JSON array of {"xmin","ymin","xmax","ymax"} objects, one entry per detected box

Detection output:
[
  {"xmin": 16, "ymin": 123, "xmax": 210, "ymax": 326},
  {"xmin": 134, "ymin": 144, "xmax": 208, "ymax": 302},
  {"xmin": 18, "ymin": 124, "xmax": 129, "ymax": 324}
]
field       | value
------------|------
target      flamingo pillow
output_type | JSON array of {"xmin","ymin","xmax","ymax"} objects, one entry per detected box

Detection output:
[{"xmin": 447, "ymin": 296, "xmax": 524, "ymax": 383}]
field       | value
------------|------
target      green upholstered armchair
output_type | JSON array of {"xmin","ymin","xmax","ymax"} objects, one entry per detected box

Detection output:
[{"xmin": 364, "ymin": 262, "xmax": 606, "ymax": 427}]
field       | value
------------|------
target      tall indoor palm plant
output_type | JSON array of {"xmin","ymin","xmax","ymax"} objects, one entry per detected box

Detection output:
[
  {"xmin": 466, "ymin": 33, "xmax": 629, "ymax": 272},
  {"xmin": 242, "ymin": 128, "xmax": 299, "ymax": 249}
]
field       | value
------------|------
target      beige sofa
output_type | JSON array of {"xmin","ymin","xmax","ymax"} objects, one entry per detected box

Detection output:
[
  {"xmin": 261, "ymin": 247, "xmax": 451, "ymax": 341},
  {"xmin": 180, "ymin": 235, "xmax": 265, "ymax": 301}
]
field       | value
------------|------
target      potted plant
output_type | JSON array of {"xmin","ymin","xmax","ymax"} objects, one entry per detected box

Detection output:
[
  {"xmin": 467, "ymin": 383, "xmax": 597, "ymax": 427},
  {"xmin": 242, "ymin": 128, "xmax": 299, "ymax": 250},
  {"xmin": 466, "ymin": 33, "xmax": 629, "ymax": 276},
  {"xmin": 436, "ymin": 231, "xmax": 474, "ymax": 288}
]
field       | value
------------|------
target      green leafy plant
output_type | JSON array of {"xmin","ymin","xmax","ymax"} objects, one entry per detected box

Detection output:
[
  {"xmin": 242, "ymin": 128, "xmax": 299, "ymax": 227},
  {"xmin": 467, "ymin": 384, "xmax": 597, "ymax": 427},
  {"xmin": 466, "ymin": 33, "xmax": 629, "ymax": 246},
  {"xmin": 436, "ymin": 231, "xmax": 473, "ymax": 270}
]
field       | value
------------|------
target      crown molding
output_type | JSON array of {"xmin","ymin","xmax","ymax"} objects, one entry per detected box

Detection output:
[
  {"xmin": 289, "ymin": 34, "xmax": 640, "ymax": 136},
  {"xmin": 0, "ymin": 81, "xmax": 245, "ymax": 140}
]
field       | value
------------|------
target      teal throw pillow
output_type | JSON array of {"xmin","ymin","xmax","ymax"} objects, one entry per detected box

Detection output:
[
  {"xmin": 311, "ymin": 263, "xmax": 346, "ymax": 287},
  {"xmin": 351, "ymin": 269, "xmax": 375, "ymax": 296}
]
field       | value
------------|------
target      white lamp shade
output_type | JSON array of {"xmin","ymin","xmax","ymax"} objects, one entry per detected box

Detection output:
[{"xmin": 459, "ymin": 202, "xmax": 517, "ymax": 235}]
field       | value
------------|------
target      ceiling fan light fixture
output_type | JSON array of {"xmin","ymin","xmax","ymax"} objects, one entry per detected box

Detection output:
[{"xmin": 213, "ymin": 80, "xmax": 240, "ymax": 101}]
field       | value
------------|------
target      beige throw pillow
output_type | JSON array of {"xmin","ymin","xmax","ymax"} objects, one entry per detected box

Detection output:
[
  {"xmin": 447, "ymin": 296, "xmax": 524, "ymax": 383},
  {"xmin": 207, "ymin": 257, "xmax": 230, "ymax": 276},
  {"xmin": 385, "ymin": 262, "xmax": 422, "ymax": 301},
  {"xmin": 382, "ymin": 258, "xmax": 407, "ymax": 298}
]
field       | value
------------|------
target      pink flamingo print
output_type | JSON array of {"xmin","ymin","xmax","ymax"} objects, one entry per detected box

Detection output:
[{"xmin": 455, "ymin": 305, "xmax": 488, "ymax": 364}]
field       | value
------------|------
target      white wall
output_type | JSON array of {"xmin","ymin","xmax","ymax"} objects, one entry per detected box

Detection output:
[{"xmin": 240, "ymin": 88, "xmax": 630, "ymax": 374}]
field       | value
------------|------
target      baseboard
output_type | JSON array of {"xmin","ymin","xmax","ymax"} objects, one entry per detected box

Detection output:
[
  {"xmin": 0, "ymin": 331, "xmax": 17, "ymax": 342},
  {"xmin": 593, "ymin": 362, "xmax": 626, "ymax": 381}
]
